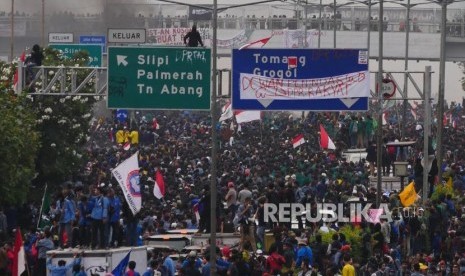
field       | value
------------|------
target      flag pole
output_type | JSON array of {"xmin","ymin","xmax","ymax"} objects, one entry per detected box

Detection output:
[{"xmin": 36, "ymin": 183, "xmax": 48, "ymax": 229}]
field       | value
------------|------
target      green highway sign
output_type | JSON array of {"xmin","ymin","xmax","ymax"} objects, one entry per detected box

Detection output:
[
  {"xmin": 49, "ymin": 44, "xmax": 103, "ymax": 67},
  {"xmin": 107, "ymin": 46, "xmax": 211, "ymax": 110}
]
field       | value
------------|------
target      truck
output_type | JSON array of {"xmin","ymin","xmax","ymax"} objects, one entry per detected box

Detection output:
[{"xmin": 46, "ymin": 246, "xmax": 147, "ymax": 276}]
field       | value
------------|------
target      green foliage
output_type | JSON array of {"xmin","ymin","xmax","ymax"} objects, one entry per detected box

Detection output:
[
  {"xmin": 0, "ymin": 91, "xmax": 40, "ymax": 205},
  {"xmin": 430, "ymin": 182, "xmax": 454, "ymax": 202},
  {"xmin": 314, "ymin": 224, "xmax": 364, "ymax": 263}
]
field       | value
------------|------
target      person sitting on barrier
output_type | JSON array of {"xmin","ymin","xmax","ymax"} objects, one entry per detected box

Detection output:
[{"xmin": 25, "ymin": 44, "xmax": 44, "ymax": 84}]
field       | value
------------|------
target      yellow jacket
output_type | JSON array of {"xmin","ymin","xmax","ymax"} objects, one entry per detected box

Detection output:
[{"xmin": 129, "ymin": 130, "xmax": 139, "ymax": 144}]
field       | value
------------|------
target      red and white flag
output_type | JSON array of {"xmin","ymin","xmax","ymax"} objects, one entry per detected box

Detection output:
[
  {"xmin": 123, "ymin": 142, "xmax": 131, "ymax": 151},
  {"xmin": 219, "ymin": 101, "xmax": 234, "ymax": 122},
  {"xmin": 193, "ymin": 203, "xmax": 200, "ymax": 223},
  {"xmin": 235, "ymin": 110, "xmax": 261, "ymax": 124},
  {"xmin": 292, "ymin": 134, "xmax": 305, "ymax": 149},
  {"xmin": 152, "ymin": 118, "xmax": 160, "ymax": 130},
  {"xmin": 382, "ymin": 112, "xmax": 388, "ymax": 126},
  {"xmin": 13, "ymin": 51, "xmax": 26, "ymax": 91},
  {"xmin": 153, "ymin": 170, "xmax": 165, "ymax": 199},
  {"xmin": 12, "ymin": 228, "xmax": 25, "ymax": 276},
  {"xmin": 239, "ymin": 35, "xmax": 272, "ymax": 50},
  {"xmin": 319, "ymin": 124, "xmax": 336, "ymax": 150},
  {"xmin": 411, "ymin": 109, "xmax": 417, "ymax": 121}
]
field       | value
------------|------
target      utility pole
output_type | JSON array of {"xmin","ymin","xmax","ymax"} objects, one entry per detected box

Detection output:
[
  {"xmin": 42, "ymin": 0, "xmax": 45, "ymax": 47},
  {"xmin": 402, "ymin": 0, "xmax": 411, "ymax": 138},
  {"xmin": 436, "ymin": 0, "xmax": 448, "ymax": 177},
  {"xmin": 423, "ymin": 66, "xmax": 432, "ymax": 202},
  {"xmin": 376, "ymin": 0, "xmax": 384, "ymax": 208},
  {"xmin": 209, "ymin": 0, "xmax": 218, "ymax": 274},
  {"xmin": 10, "ymin": 0, "xmax": 14, "ymax": 62},
  {"xmin": 318, "ymin": 0, "xmax": 322, "ymax": 48}
]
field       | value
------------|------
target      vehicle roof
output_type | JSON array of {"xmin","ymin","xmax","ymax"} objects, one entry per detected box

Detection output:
[
  {"xmin": 146, "ymin": 234, "xmax": 191, "ymax": 240},
  {"xmin": 386, "ymin": 141, "xmax": 416, "ymax": 147}
]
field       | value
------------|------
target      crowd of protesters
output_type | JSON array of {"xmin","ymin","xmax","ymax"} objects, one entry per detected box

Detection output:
[{"xmin": 2, "ymin": 99, "xmax": 465, "ymax": 275}]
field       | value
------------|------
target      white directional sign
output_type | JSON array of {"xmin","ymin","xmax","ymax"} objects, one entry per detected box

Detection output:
[
  {"xmin": 108, "ymin": 29, "xmax": 146, "ymax": 43},
  {"xmin": 48, "ymin": 33, "xmax": 73, "ymax": 43}
]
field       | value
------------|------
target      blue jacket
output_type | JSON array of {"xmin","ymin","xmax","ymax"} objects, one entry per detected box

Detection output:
[
  {"xmin": 78, "ymin": 200, "xmax": 92, "ymax": 226},
  {"xmin": 90, "ymin": 196, "xmax": 109, "ymax": 220},
  {"xmin": 108, "ymin": 196, "xmax": 122, "ymax": 223},
  {"xmin": 47, "ymin": 257, "xmax": 80, "ymax": 276},
  {"xmin": 142, "ymin": 268, "xmax": 155, "ymax": 276},
  {"xmin": 296, "ymin": 246, "xmax": 313, "ymax": 267},
  {"xmin": 57, "ymin": 198, "xmax": 76, "ymax": 224}
]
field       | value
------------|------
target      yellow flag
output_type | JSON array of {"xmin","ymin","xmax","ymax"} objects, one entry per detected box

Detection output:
[
  {"xmin": 446, "ymin": 177, "xmax": 453, "ymax": 188},
  {"xmin": 399, "ymin": 181, "xmax": 417, "ymax": 207}
]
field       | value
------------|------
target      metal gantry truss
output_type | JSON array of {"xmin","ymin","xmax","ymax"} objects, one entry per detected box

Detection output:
[
  {"xmin": 18, "ymin": 66, "xmax": 108, "ymax": 96},
  {"xmin": 19, "ymin": 66, "xmax": 430, "ymax": 103}
]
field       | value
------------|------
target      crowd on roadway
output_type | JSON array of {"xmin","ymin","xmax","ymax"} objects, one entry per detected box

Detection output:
[{"xmin": 2, "ymin": 99, "xmax": 465, "ymax": 275}]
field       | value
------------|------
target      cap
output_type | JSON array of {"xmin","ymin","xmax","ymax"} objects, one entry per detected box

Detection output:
[
  {"xmin": 419, "ymin": 263, "xmax": 428, "ymax": 270},
  {"xmin": 228, "ymin": 182, "xmax": 234, "ymax": 188},
  {"xmin": 298, "ymin": 239, "xmax": 307, "ymax": 246},
  {"xmin": 221, "ymin": 246, "xmax": 231, "ymax": 258},
  {"xmin": 189, "ymin": 250, "xmax": 197, "ymax": 258},
  {"xmin": 256, "ymin": 249, "xmax": 263, "ymax": 255}
]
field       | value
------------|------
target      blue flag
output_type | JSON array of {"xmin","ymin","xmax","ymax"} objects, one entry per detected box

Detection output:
[{"xmin": 111, "ymin": 251, "xmax": 131, "ymax": 276}]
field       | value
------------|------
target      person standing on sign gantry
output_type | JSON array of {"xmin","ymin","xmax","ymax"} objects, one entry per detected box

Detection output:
[{"xmin": 184, "ymin": 24, "xmax": 204, "ymax": 47}]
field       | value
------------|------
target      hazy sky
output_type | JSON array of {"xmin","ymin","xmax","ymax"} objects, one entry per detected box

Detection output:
[
  {"xmin": 3, "ymin": 0, "xmax": 465, "ymax": 13},
  {"xmin": 1, "ymin": 0, "xmax": 464, "ymax": 102}
]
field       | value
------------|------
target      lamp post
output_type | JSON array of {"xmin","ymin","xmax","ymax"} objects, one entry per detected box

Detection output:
[
  {"xmin": 42, "ymin": 0, "xmax": 45, "ymax": 47},
  {"xmin": 10, "ymin": 0, "xmax": 14, "ymax": 62},
  {"xmin": 209, "ymin": 0, "xmax": 218, "ymax": 274},
  {"xmin": 402, "ymin": 0, "xmax": 411, "ymax": 139},
  {"xmin": 436, "ymin": 0, "xmax": 450, "ymax": 177},
  {"xmin": 318, "ymin": 0, "xmax": 323, "ymax": 47},
  {"xmin": 376, "ymin": 0, "xmax": 384, "ymax": 208}
]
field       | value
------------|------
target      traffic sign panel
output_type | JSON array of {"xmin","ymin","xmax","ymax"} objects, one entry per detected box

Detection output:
[
  {"xmin": 108, "ymin": 29, "xmax": 146, "ymax": 43},
  {"xmin": 232, "ymin": 48, "xmax": 370, "ymax": 111},
  {"xmin": 80, "ymin": 35, "xmax": 107, "ymax": 53},
  {"xmin": 107, "ymin": 46, "xmax": 211, "ymax": 110},
  {"xmin": 49, "ymin": 32, "xmax": 73, "ymax": 43},
  {"xmin": 49, "ymin": 44, "xmax": 103, "ymax": 67},
  {"xmin": 80, "ymin": 35, "xmax": 106, "ymax": 44}
]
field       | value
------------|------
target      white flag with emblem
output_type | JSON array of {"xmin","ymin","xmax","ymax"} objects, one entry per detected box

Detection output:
[{"xmin": 112, "ymin": 152, "xmax": 141, "ymax": 215}]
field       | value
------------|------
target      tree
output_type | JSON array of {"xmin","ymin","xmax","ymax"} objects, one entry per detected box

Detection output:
[
  {"xmin": 29, "ymin": 47, "xmax": 98, "ymax": 186},
  {"xmin": 0, "ymin": 90, "xmax": 40, "ymax": 205},
  {"xmin": 0, "ymin": 47, "xmax": 98, "ymax": 197}
]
